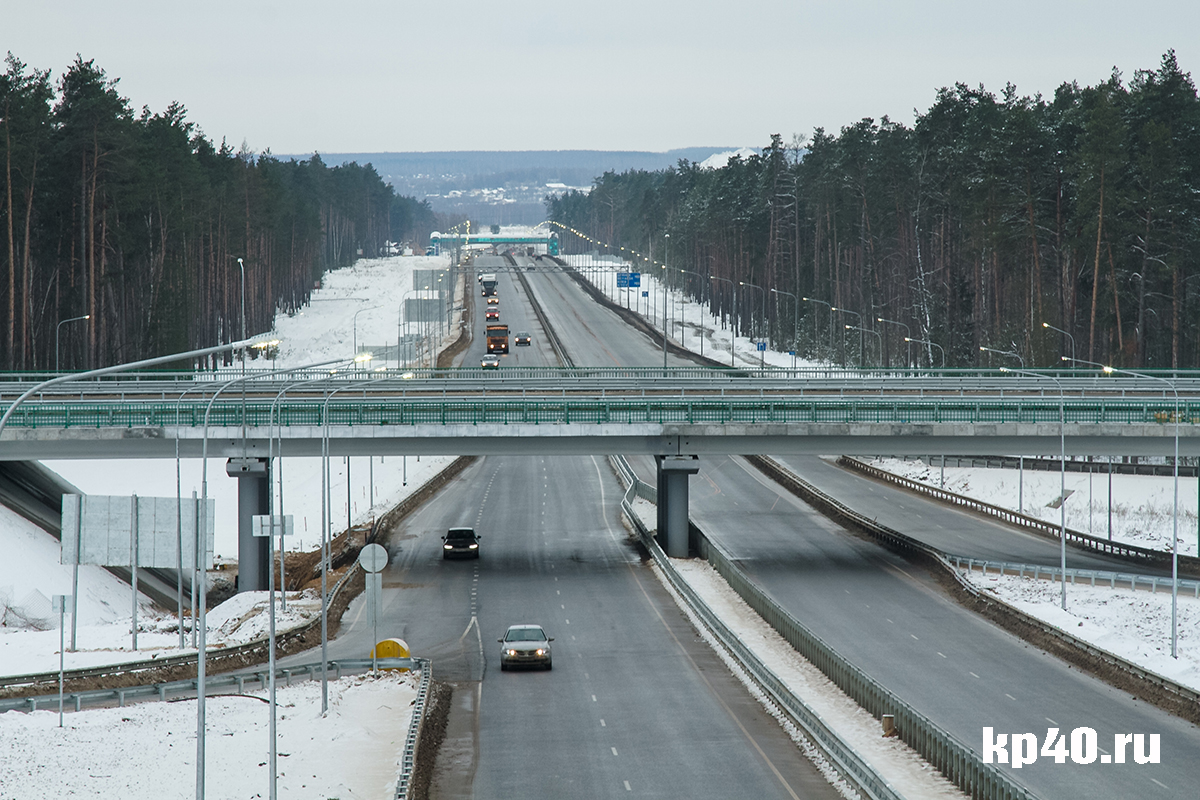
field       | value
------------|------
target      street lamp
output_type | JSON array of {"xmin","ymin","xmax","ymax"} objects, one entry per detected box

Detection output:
[
  {"xmin": 979, "ymin": 345, "xmax": 1024, "ymax": 369},
  {"xmin": 876, "ymin": 316, "xmax": 911, "ymax": 369},
  {"xmin": 679, "ymin": 269, "xmax": 707, "ymax": 357},
  {"xmin": 802, "ymin": 297, "xmax": 833, "ymax": 365},
  {"xmin": 55, "ymin": 314, "xmax": 90, "ymax": 372},
  {"xmin": 906, "ymin": 337, "xmax": 945, "ymax": 369},
  {"xmin": 1041, "ymin": 322, "xmax": 1076, "ymax": 366},
  {"xmin": 845, "ymin": 325, "xmax": 883, "ymax": 368},
  {"xmin": 771, "ymin": 288, "xmax": 798, "ymax": 371},
  {"xmin": 1069, "ymin": 356, "xmax": 1181, "ymax": 658},
  {"xmin": 352, "ymin": 305, "xmax": 381, "ymax": 358},
  {"xmin": 831, "ymin": 307, "xmax": 863, "ymax": 367},
  {"xmin": 663, "ymin": 234, "xmax": 670, "ymax": 373},
  {"xmin": 711, "ymin": 276, "xmax": 736, "ymax": 367},
  {"xmin": 739, "ymin": 281, "xmax": 766, "ymax": 369},
  {"xmin": 1000, "ymin": 367, "xmax": 1068, "ymax": 612}
]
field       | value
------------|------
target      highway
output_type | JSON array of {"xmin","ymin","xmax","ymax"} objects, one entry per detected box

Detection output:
[
  {"xmin": 517, "ymin": 255, "xmax": 1200, "ymax": 799},
  {"xmin": 325, "ymin": 255, "xmax": 842, "ymax": 799}
]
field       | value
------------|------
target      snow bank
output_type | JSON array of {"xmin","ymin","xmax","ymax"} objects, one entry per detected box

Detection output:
[{"xmin": 0, "ymin": 670, "xmax": 419, "ymax": 799}]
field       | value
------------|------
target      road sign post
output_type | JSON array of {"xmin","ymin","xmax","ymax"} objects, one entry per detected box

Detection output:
[{"xmin": 358, "ymin": 544, "xmax": 389, "ymax": 672}]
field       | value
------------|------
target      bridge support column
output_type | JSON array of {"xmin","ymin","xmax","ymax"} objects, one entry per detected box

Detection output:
[
  {"xmin": 227, "ymin": 457, "xmax": 269, "ymax": 592},
  {"xmin": 658, "ymin": 455, "xmax": 700, "ymax": 558}
]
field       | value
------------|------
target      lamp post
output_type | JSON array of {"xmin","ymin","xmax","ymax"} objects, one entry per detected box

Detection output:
[
  {"xmin": 318, "ymin": 361, "xmax": 378, "ymax": 714},
  {"xmin": 905, "ymin": 337, "xmax": 945, "ymax": 369},
  {"xmin": 662, "ymin": 234, "xmax": 670, "ymax": 373},
  {"xmin": 711, "ymin": 276, "xmax": 736, "ymax": 367},
  {"xmin": 876, "ymin": 316, "xmax": 911, "ymax": 369},
  {"xmin": 1041, "ymin": 322, "xmax": 1076, "ymax": 366},
  {"xmin": 55, "ymin": 314, "xmax": 90, "ymax": 371},
  {"xmin": 771, "ymin": 288, "xmax": 798, "ymax": 371},
  {"xmin": 739, "ymin": 281, "xmax": 766, "ymax": 369},
  {"xmin": 832, "ymin": 307, "xmax": 863, "ymax": 367},
  {"xmin": 1001, "ymin": 367, "xmax": 1068, "ymax": 612},
  {"xmin": 979, "ymin": 345, "xmax": 1024, "ymax": 369},
  {"xmin": 352, "ymin": 305, "xmax": 380, "ymax": 358},
  {"xmin": 1070, "ymin": 357, "xmax": 1181, "ymax": 658},
  {"xmin": 802, "ymin": 297, "xmax": 833, "ymax": 365},
  {"xmin": 679, "ymin": 269, "xmax": 707, "ymax": 357},
  {"xmin": 845, "ymin": 325, "xmax": 883, "ymax": 368}
]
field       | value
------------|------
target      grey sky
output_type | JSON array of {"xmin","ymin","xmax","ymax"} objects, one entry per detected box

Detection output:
[{"xmin": 6, "ymin": 1, "xmax": 1197, "ymax": 154}]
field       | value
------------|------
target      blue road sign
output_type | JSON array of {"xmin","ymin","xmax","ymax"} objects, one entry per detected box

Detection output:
[
  {"xmin": 788, "ymin": 350, "xmax": 796, "ymax": 356},
  {"xmin": 629, "ymin": 273, "xmax": 641, "ymax": 287},
  {"xmin": 757, "ymin": 342, "xmax": 767, "ymax": 352},
  {"xmin": 642, "ymin": 291, "xmax": 649, "ymax": 297},
  {"xmin": 616, "ymin": 273, "xmax": 630, "ymax": 288}
]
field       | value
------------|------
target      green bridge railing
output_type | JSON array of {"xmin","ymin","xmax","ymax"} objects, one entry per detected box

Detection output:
[{"xmin": 4, "ymin": 396, "xmax": 1198, "ymax": 431}]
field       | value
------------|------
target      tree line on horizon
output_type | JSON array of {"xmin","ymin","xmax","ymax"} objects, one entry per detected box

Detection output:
[
  {"xmin": 0, "ymin": 54, "xmax": 439, "ymax": 371},
  {"xmin": 547, "ymin": 51, "xmax": 1200, "ymax": 371}
]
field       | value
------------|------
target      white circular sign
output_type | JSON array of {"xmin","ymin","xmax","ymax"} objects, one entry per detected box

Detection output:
[{"xmin": 358, "ymin": 543, "xmax": 389, "ymax": 573}]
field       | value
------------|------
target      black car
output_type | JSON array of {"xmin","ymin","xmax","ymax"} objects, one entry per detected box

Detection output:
[
  {"xmin": 514, "ymin": 331, "xmax": 531, "ymax": 346},
  {"xmin": 442, "ymin": 527, "xmax": 480, "ymax": 559}
]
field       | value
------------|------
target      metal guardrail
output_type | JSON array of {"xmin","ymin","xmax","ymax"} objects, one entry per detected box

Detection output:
[
  {"xmin": 612, "ymin": 456, "xmax": 907, "ymax": 800},
  {"xmin": 6, "ymin": 395, "xmax": 1200, "ymax": 430},
  {"xmin": 943, "ymin": 556, "xmax": 1200, "ymax": 710},
  {"xmin": 2, "ymin": 559, "xmax": 362, "ymax": 695},
  {"xmin": 0, "ymin": 657, "xmax": 423, "ymax": 714},
  {"xmin": 394, "ymin": 655, "xmax": 433, "ymax": 800},
  {"xmin": 840, "ymin": 457, "xmax": 1200, "ymax": 574},
  {"xmin": 616, "ymin": 454, "xmax": 1036, "ymax": 800},
  {"xmin": 949, "ymin": 555, "xmax": 1200, "ymax": 597}
]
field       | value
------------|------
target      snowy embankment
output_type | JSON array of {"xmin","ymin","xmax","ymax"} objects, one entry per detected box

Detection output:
[
  {"xmin": 1, "ymin": 255, "xmax": 460, "ymax": 677},
  {"xmin": 0, "ymin": 669, "xmax": 419, "ymax": 800},
  {"xmin": 625, "ymin": 499, "xmax": 963, "ymax": 798},
  {"xmin": 866, "ymin": 456, "xmax": 1199, "ymax": 559}
]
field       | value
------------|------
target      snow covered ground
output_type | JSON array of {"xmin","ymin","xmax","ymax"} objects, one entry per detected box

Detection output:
[
  {"xmin": 0, "ymin": 669, "xmax": 419, "ymax": 800},
  {"xmin": 2, "ymin": 254, "xmax": 460, "ymax": 677},
  {"xmin": 961, "ymin": 568, "xmax": 1200, "ymax": 691},
  {"xmin": 565, "ymin": 254, "xmax": 822, "ymax": 371},
  {"xmin": 866, "ymin": 456, "xmax": 1200, "ymax": 559}
]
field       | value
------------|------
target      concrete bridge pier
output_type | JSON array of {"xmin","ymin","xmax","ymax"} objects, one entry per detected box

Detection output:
[
  {"xmin": 656, "ymin": 455, "xmax": 701, "ymax": 558},
  {"xmin": 227, "ymin": 457, "xmax": 269, "ymax": 592}
]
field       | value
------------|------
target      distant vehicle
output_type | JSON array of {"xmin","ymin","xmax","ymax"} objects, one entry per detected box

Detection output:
[
  {"xmin": 499, "ymin": 624, "xmax": 553, "ymax": 670},
  {"xmin": 486, "ymin": 296, "xmax": 499, "ymax": 305},
  {"xmin": 481, "ymin": 274, "xmax": 498, "ymax": 296},
  {"xmin": 514, "ymin": 332, "xmax": 531, "ymax": 346},
  {"xmin": 485, "ymin": 308, "xmax": 500, "ymax": 321},
  {"xmin": 442, "ymin": 527, "xmax": 480, "ymax": 559},
  {"xmin": 481, "ymin": 354, "xmax": 500, "ymax": 369},
  {"xmin": 486, "ymin": 324, "xmax": 509, "ymax": 353}
]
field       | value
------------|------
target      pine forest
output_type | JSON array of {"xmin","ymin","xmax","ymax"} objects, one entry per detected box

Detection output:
[
  {"xmin": 547, "ymin": 52, "xmax": 1200, "ymax": 371},
  {"xmin": 0, "ymin": 54, "xmax": 437, "ymax": 371}
]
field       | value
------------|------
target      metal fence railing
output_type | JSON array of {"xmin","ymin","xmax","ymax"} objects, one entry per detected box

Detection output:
[
  {"xmin": 7, "ymin": 395, "xmax": 1200, "ymax": 431},
  {"xmin": 613, "ymin": 454, "xmax": 1037, "ymax": 800},
  {"xmin": 611, "ymin": 456, "xmax": 906, "ymax": 800},
  {"xmin": 394, "ymin": 657, "xmax": 433, "ymax": 800},
  {"xmin": 840, "ymin": 456, "xmax": 1200, "ymax": 574}
]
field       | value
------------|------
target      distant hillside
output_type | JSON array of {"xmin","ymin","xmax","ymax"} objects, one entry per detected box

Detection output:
[{"xmin": 278, "ymin": 148, "xmax": 740, "ymax": 225}]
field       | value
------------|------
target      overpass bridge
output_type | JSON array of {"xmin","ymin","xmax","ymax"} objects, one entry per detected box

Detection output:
[{"xmin": 6, "ymin": 366, "xmax": 1198, "ymax": 573}]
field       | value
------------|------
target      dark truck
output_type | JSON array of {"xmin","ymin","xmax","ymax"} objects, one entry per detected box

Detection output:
[
  {"xmin": 480, "ymin": 273, "xmax": 498, "ymax": 296},
  {"xmin": 486, "ymin": 324, "xmax": 509, "ymax": 353}
]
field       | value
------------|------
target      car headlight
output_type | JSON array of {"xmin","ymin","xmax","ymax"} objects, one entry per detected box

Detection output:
[
  {"xmin": 443, "ymin": 544, "xmax": 453, "ymax": 550},
  {"xmin": 468, "ymin": 543, "xmax": 478, "ymax": 549},
  {"xmin": 536, "ymin": 649, "xmax": 546, "ymax": 656},
  {"xmin": 505, "ymin": 649, "xmax": 517, "ymax": 656}
]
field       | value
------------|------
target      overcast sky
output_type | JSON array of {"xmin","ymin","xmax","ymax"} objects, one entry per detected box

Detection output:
[{"xmin": 6, "ymin": 1, "xmax": 1197, "ymax": 154}]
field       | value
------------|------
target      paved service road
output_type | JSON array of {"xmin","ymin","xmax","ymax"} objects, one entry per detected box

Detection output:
[{"xmin": 775, "ymin": 454, "xmax": 1176, "ymax": 575}]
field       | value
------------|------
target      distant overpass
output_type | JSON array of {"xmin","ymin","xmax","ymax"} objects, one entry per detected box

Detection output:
[{"xmin": 429, "ymin": 230, "xmax": 559, "ymax": 256}]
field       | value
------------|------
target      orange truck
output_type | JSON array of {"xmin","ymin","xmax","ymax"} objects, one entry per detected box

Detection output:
[{"xmin": 486, "ymin": 324, "xmax": 509, "ymax": 353}]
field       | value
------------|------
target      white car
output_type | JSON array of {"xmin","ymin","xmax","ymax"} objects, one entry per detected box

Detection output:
[{"xmin": 498, "ymin": 624, "xmax": 553, "ymax": 670}]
